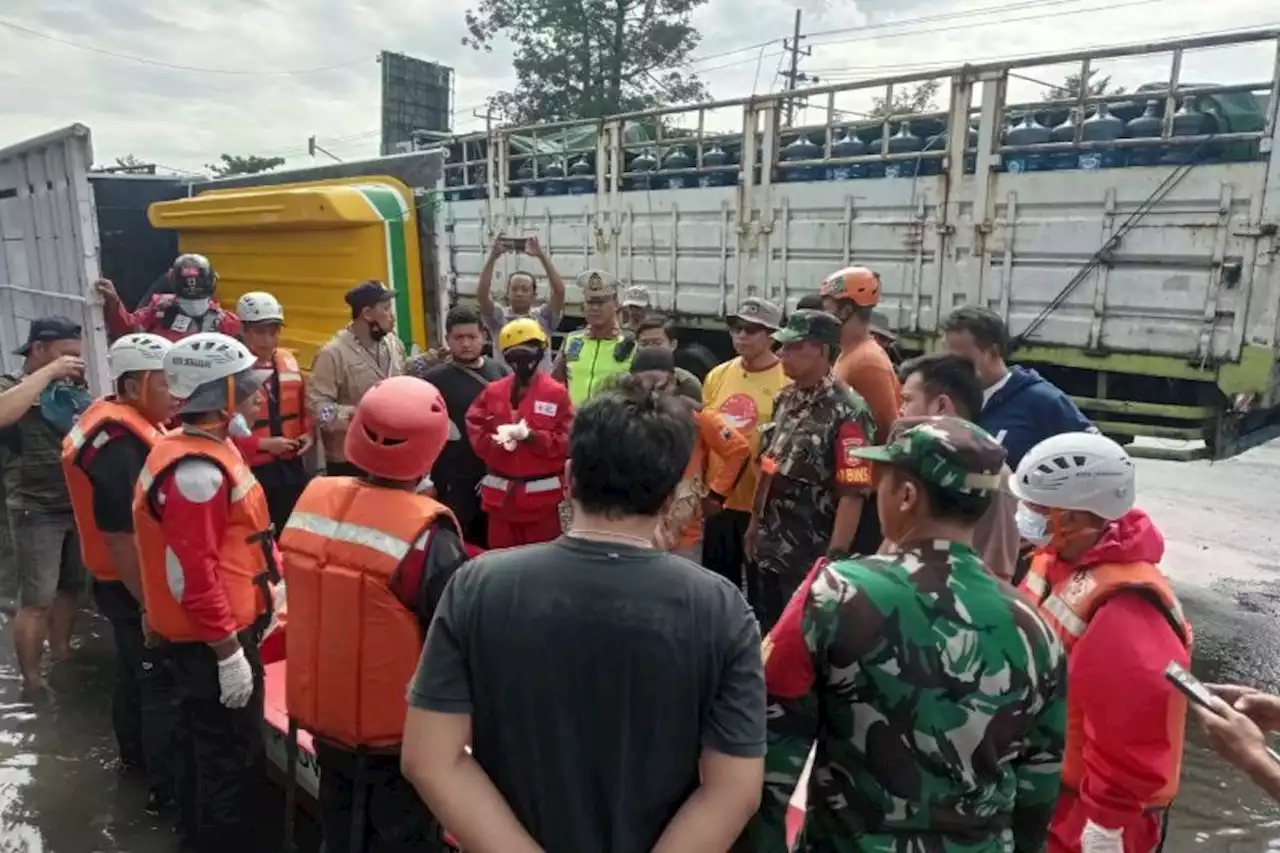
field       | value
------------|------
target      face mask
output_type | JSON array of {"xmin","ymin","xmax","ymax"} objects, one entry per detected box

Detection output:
[
  {"xmin": 178, "ymin": 297, "xmax": 211, "ymax": 317},
  {"xmin": 228, "ymin": 412, "xmax": 252, "ymax": 438},
  {"xmin": 368, "ymin": 321, "xmax": 389, "ymax": 341},
  {"xmin": 509, "ymin": 358, "xmax": 538, "ymax": 381},
  {"xmin": 1015, "ymin": 502, "xmax": 1051, "ymax": 546}
]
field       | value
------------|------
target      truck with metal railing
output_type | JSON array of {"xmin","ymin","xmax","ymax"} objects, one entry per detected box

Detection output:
[{"xmin": 434, "ymin": 28, "xmax": 1280, "ymax": 460}]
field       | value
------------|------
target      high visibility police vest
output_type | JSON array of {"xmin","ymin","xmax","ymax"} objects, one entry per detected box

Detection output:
[
  {"xmin": 1022, "ymin": 554, "xmax": 1192, "ymax": 806},
  {"xmin": 62, "ymin": 398, "xmax": 164, "ymax": 581},
  {"xmin": 133, "ymin": 432, "xmax": 275, "ymax": 643},
  {"xmin": 280, "ymin": 476, "xmax": 458, "ymax": 749},
  {"xmin": 563, "ymin": 331, "xmax": 633, "ymax": 405}
]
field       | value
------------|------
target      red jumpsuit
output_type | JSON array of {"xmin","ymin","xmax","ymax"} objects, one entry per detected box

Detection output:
[
  {"xmin": 465, "ymin": 371, "xmax": 573, "ymax": 549},
  {"xmin": 105, "ymin": 294, "xmax": 241, "ymax": 343}
]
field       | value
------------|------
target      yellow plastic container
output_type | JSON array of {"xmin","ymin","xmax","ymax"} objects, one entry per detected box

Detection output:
[{"xmin": 148, "ymin": 177, "xmax": 426, "ymax": 369}]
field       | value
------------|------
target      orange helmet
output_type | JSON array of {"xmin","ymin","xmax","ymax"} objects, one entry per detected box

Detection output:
[
  {"xmin": 344, "ymin": 376, "xmax": 450, "ymax": 481},
  {"xmin": 819, "ymin": 266, "xmax": 881, "ymax": 307}
]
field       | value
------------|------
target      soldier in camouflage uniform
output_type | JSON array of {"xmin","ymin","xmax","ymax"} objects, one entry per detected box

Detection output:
[
  {"xmin": 738, "ymin": 417, "xmax": 1067, "ymax": 853},
  {"xmin": 746, "ymin": 309, "xmax": 878, "ymax": 631}
]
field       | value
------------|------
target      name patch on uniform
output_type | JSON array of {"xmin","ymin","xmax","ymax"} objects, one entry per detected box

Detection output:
[
  {"xmin": 170, "ymin": 314, "xmax": 193, "ymax": 333},
  {"xmin": 838, "ymin": 467, "xmax": 873, "ymax": 486},
  {"xmin": 534, "ymin": 400, "xmax": 558, "ymax": 417}
]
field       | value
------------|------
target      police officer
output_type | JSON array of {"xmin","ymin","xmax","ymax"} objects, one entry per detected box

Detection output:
[
  {"xmin": 550, "ymin": 270, "xmax": 636, "ymax": 406},
  {"xmin": 745, "ymin": 309, "xmax": 878, "ymax": 631}
]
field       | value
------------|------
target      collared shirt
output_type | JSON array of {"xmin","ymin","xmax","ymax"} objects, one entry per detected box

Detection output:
[
  {"xmin": 982, "ymin": 370, "xmax": 1013, "ymax": 408},
  {"xmin": 307, "ymin": 327, "xmax": 407, "ymax": 464}
]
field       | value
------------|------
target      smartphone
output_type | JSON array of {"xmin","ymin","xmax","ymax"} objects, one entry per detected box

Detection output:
[
  {"xmin": 1165, "ymin": 661, "xmax": 1220, "ymax": 713},
  {"xmin": 498, "ymin": 236, "xmax": 531, "ymax": 253}
]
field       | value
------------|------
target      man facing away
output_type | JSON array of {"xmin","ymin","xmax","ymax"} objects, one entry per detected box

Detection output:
[
  {"xmin": 476, "ymin": 234, "xmax": 566, "ymax": 372},
  {"xmin": 402, "ymin": 374, "xmax": 766, "ymax": 853},
  {"xmin": 466, "ymin": 318, "xmax": 573, "ymax": 549},
  {"xmin": 1012, "ymin": 432, "xmax": 1191, "ymax": 853},
  {"xmin": 635, "ymin": 313, "xmax": 704, "ymax": 401},
  {"xmin": 308, "ymin": 281, "xmax": 407, "ymax": 477},
  {"xmin": 61, "ymin": 333, "xmax": 177, "ymax": 813},
  {"xmin": 738, "ymin": 417, "xmax": 1066, "ymax": 853},
  {"xmin": 281, "ymin": 376, "xmax": 469, "ymax": 852}
]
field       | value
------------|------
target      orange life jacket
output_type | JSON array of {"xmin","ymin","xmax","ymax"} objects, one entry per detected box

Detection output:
[
  {"xmin": 132, "ymin": 432, "xmax": 275, "ymax": 643},
  {"xmin": 280, "ymin": 476, "xmax": 458, "ymax": 749},
  {"xmin": 1021, "ymin": 553, "xmax": 1192, "ymax": 806},
  {"xmin": 62, "ymin": 398, "xmax": 165, "ymax": 581},
  {"xmin": 247, "ymin": 349, "xmax": 306, "ymax": 466}
]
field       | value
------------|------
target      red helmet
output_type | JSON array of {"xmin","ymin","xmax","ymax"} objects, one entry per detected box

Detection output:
[
  {"xmin": 819, "ymin": 266, "xmax": 881, "ymax": 307},
  {"xmin": 344, "ymin": 376, "xmax": 450, "ymax": 481}
]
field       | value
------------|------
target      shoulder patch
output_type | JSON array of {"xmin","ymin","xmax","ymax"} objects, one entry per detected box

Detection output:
[
  {"xmin": 173, "ymin": 459, "xmax": 225, "ymax": 503},
  {"xmin": 565, "ymin": 335, "xmax": 584, "ymax": 360}
]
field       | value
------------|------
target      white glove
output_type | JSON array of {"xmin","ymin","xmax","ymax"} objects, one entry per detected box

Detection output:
[
  {"xmin": 217, "ymin": 647, "xmax": 255, "ymax": 709},
  {"xmin": 493, "ymin": 421, "xmax": 528, "ymax": 452},
  {"xmin": 1081, "ymin": 821, "xmax": 1124, "ymax": 853},
  {"xmin": 508, "ymin": 419, "xmax": 530, "ymax": 441}
]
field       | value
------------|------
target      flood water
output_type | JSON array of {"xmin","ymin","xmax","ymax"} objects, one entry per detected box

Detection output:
[{"xmin": 1, "ymin": 442, "xmax": 1279, "ymax": 851}]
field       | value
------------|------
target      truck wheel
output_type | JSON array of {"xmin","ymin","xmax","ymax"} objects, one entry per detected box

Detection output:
[{"xmin": 674, "ymin": 344, "xmax": 717, "ymax": 382}]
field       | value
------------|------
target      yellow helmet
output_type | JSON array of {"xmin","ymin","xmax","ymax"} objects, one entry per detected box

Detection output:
[{"xmin": 498, "ymin": 317, "xmax": 549, "ymax": 352}]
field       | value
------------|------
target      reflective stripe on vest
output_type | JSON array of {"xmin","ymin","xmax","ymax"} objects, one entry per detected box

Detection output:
[
  {"xmin": 61, "ymin": 398, "xmax": 164, "ymax": 582},
  {"xmin": 479, "ymin": 474, "xmax": 562, "ymax": 494},
  {"xmin": 281, "ymin": 477, "xmax": 459, "ymax": 749},
  {"xmin": 250, "ymin": 349, "xmax": 306, "ymax": 456},
  {"xmin": 132, "ymin": 432, "xmax": 273, "ymax": 643},
  {"xmin": 565, "ymin": 333, "xmax": 633, "ymax": 405}
]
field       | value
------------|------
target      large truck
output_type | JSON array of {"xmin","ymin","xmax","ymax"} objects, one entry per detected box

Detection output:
[{"xmin": 4, "ymin": 28, "xmax": 1280, "ymax": 461}]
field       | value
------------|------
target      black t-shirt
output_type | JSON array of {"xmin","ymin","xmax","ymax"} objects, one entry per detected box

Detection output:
[
  {"xmin": 410, "ymin": 537, "xmax": 766, "ymax": 853},
  {"xmin": 421, "ymin": 359, "xmax": 509, "ymax": 485},
  {"xmin": 86, "ymin": 431, "xmax": 150, "ymax": 533}
]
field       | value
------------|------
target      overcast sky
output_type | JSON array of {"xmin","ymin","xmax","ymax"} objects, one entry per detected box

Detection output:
[{"xmin": 2, "ymin": 0, "xmax": 1277, "ymax": 173}]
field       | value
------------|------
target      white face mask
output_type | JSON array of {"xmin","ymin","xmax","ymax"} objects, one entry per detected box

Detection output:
[
  {"xmin": 1015, "ymin": 501, "xmax": 1051, "ymax": 546},
  {"xmin": 178, "ymin": 297, "xmax": 212, "ymax": 317},
  {"xmin": 228, "ymin": 412, "xmax": 252, "ymax": 438}
]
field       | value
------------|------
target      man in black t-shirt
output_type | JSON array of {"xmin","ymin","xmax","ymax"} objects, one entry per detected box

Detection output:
[
  {"xmin": 402, "ymin": 375, "xmax": 766, "ymax": 853},
  {"xmin": 420, "ymin": 306, "xmax": 510, "ymax": 547}
]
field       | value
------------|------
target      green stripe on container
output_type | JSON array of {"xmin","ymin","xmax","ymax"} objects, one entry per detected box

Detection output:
[{"xmin": 353, "ymin": 184, "xmax": 413, "ymax": 350}]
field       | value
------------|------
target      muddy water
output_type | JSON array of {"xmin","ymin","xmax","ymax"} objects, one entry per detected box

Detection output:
[{"xmin": 1, "ymin": 442, "xmax": 1279, "ymax": 852}]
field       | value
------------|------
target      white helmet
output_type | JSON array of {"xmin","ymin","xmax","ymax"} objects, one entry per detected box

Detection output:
[
  {"xmin": 1009, "ymin": 432, "xmax": 1136, "ymax": 521},
  {"xmin": 108, "ymin": 333, "xmax": 171, "ymax": 380},
  {"xmin": 235, "ymin": 291, "xmax": 284, "ymax": 324},
  {"xmin": 164, "ymin": 332, "xmax": 257, "ymax": 402}
]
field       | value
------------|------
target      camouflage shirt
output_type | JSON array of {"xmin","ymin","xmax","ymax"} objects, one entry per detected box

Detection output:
[
  {"xmin": 0, "ymin": 373, "xmax": 73, "ymax": 514},
  {"xmin": 743, "ymin": 541, "xmax": 1066, "ymax": 853},
  {"xmin": 752, "ymin": 375, "xmax": 876, "ymax": 580}
]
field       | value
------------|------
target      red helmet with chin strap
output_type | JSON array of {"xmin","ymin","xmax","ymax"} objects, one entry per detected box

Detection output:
[{"xmin": 344, "ymin": 376, "xmax": 450, "ymax": 481}]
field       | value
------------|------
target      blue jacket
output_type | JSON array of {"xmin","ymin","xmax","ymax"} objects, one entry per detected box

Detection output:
[{"xmin": 980, "ymin": 366, "xmax": 1095, "ymax": 469}]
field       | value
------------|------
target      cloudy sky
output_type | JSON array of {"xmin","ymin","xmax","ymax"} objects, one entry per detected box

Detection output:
[{"xmin": 2, "ymin": 0, "xmax": 1277, "ymax": 173}]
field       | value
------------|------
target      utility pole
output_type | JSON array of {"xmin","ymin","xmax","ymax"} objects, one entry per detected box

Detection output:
[
  {"xmin": 307, "ymin": 135, "xmax": 343, "ymax": 163},
  {"xmin": 782, "ymin": 8, "xmax": 818, "ymax": 127}
]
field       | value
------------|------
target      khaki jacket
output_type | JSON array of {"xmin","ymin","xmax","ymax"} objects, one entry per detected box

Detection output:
[{"xmin": 307, "ymin": 328, "xmax": 406, "ymax": 465}]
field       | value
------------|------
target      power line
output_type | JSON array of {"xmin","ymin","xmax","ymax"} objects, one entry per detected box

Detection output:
[
  {"xmin": 0, "ymin": 18, "xmax": 372, "ymax": 75},
  {"xmin": 805, "ymin": 0, "xmax": 1117, "ymax": 40},
  {"xmin": 782, "ymin": 10, "xmax": 817, "ymax": 127}
]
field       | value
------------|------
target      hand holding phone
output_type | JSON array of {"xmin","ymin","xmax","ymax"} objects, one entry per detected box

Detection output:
[{"xmin": 1168, "ymin": 662, "xmax": 1280, "ymax": 763}]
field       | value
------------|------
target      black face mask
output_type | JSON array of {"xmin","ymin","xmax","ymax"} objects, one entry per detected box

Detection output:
[{"xmin": 506, "ymin": 346, "xmax": 541, "ymax": 382}]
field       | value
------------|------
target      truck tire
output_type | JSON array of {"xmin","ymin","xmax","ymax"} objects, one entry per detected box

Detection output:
[{"xmin": 674, "ymin": 344, "xmax": 717, "ymax": 383}]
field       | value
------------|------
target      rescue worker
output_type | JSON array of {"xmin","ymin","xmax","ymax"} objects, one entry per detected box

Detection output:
[
  {"xmin": 235, "ymin": 291, "xmax": 313, "ymax": 529},
  {"xmin": 133, "ymin": 332, "xmax": 278, "ymax": 853},
  {"xmin": 476, "ymin": 234, "xmax": 566, "ymax": 372},
  {"xmin": 631, "ymin": 346, "xmax": 751, "ymax": 563},
  {"xmin": 61, "ymin": 333, "xmax": 176, "ymax": 813},
  {"xmin": 551, "ymin": 270, "xmax": 636, "ymax": 405},
  {"xmin": 281, "ymin": 375, "xmax": 469, "ymax": 853},
  {"xmin": 1012, "ymin": 432, "xmax": 1192, "ymax": 853},
  {"xmin": 819, "ymin": 266, "xmax": 901, "ymax": 442},
  {"xmin": 738, "ymin": 418, "xmax": 1066, "ymax": 852},
  {"xmin": 95, "ymin": 254, "xmax": 241, "ymax": 343},
  {"xmin": 465, "ymin": 318, "xmax": 573, "ymax": 549},
  {"xmin": 746, "ymin": 309, "xmax": 877, "ymax": 632},
  {"xmin": 701, "ymin": 297, "xmax": 788, "ymax": 592},
  {"xmin": 621, "ymin": 284, "xmax": 652, "ymax": 331}
]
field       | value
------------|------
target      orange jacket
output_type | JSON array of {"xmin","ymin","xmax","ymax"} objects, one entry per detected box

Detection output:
[
  {"xmin": 658, "ymin": 405, "xmax": 752, "ymax": 550},
  {"xmin": 133, "ymin": 432, "xmax": 274, "ymax": 642},
  {"xmin": 62, "ymin": 398, "xmax": 165, "ymax": 581},
  {"xmin": 280, "ymin": 476, "xmax": 457, "ymax": 749},
  {"xmin": 246, "ymin": 348, "xmax": 309, "ymax": 467}
]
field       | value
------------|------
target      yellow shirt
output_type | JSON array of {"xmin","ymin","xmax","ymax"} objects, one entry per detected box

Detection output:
[{"xmin": 702, "ymin": 356, "xmax": 791, "ymax": 512}]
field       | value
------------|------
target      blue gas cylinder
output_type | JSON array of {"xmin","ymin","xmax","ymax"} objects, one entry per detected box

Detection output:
[
  {"xmin": 444, "ymin": 166, "xmax": 466, "ymax": 202},
  {"xmin": 1078, "ymin": 103, "xmax": 1126, "ymax": 170},
  {"xmin": 1164, "ymin": 96, "xmax": 1212, "ymax": 165},
  {"xmin": 662, "ymin": 147, "xmax": 693, "ymax": 189},
  {"xmin": 700, "ymin": 144, "xmax": 730, "ymax": 187},
  {"xmin": 1125, "ymin": 100, "xmax": 1163, "ymax": 167},
  {"xmin": 884, "ymin": 122, "xmax": 924, "ymax": 178},
  {"xmin": 779, "ymin": 134, "xmax": 821, "ymax": 182},
  {"xmin": 465, "ymin": 161, "xmax": 487, "ymax": 200},
  {"xmin": 568, "ymin": 156, "xmax": 594, "ymax": 194},
  {"xmin": 628, "ymin": 149, "xmax": 658, "ymax": 191},
  {"xmin": 542, "ymin": 158, "xmax": 567, "ymax": 196},
  {"xmin": 516, "ymin": 158, "xmax": 539, "ymax": 197},
  {"xmin": 828, "ymin": 130, "xmax": 867, "ymax": 180},
  {"xmin": 1004, "ymin": 114, "xmax": 1052, "ymax": 173},
  {"xmin": 1049, "ymin": 111, "xmax": 1079, "ymax": 171}
]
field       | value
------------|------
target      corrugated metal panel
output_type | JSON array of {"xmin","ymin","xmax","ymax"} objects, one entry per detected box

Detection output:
[{"xmin": 0, "ymin": 125, "xmax": 111, "ymax": 394}]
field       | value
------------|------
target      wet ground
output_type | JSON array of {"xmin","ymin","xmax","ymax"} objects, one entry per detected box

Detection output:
[{"xmin": 1, "ymin": 442, "xmax": 1279, "ymax": 851}]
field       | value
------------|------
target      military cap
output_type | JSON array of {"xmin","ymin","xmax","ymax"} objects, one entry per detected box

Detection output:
[
  {"xmin": 771, "ymin": 308, "xmax": 842, "ymax": 348},
  {"xmin": 621, "ymin": 285, "xmax": 651, "ymax": 308},
  {"xmin": 849, "ymin": 415, "xmax": 1007, "ymax": 495},
  {"xmin": 576, "ymin": 269, "xmax": 620, "ymax": 302},
  {"xmin": 729, "ymin": 297, "xmax": 783, "ymax": 331}
]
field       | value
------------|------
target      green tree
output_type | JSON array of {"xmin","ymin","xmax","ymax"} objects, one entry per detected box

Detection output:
[
  {"xmin": 869, "ymin": 80, "xmax": 941, "ymax": 119},
  {"xmin": 205, "ymin": 153, "xmax": 286, "ymax": 178},
  {"xmin": 462, "ymin": 0, "xmax": 712, "ymax": 124},
  {"xmin": 1042, "ymin": 69, "xmax": 1125, "ymax": 100}
]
